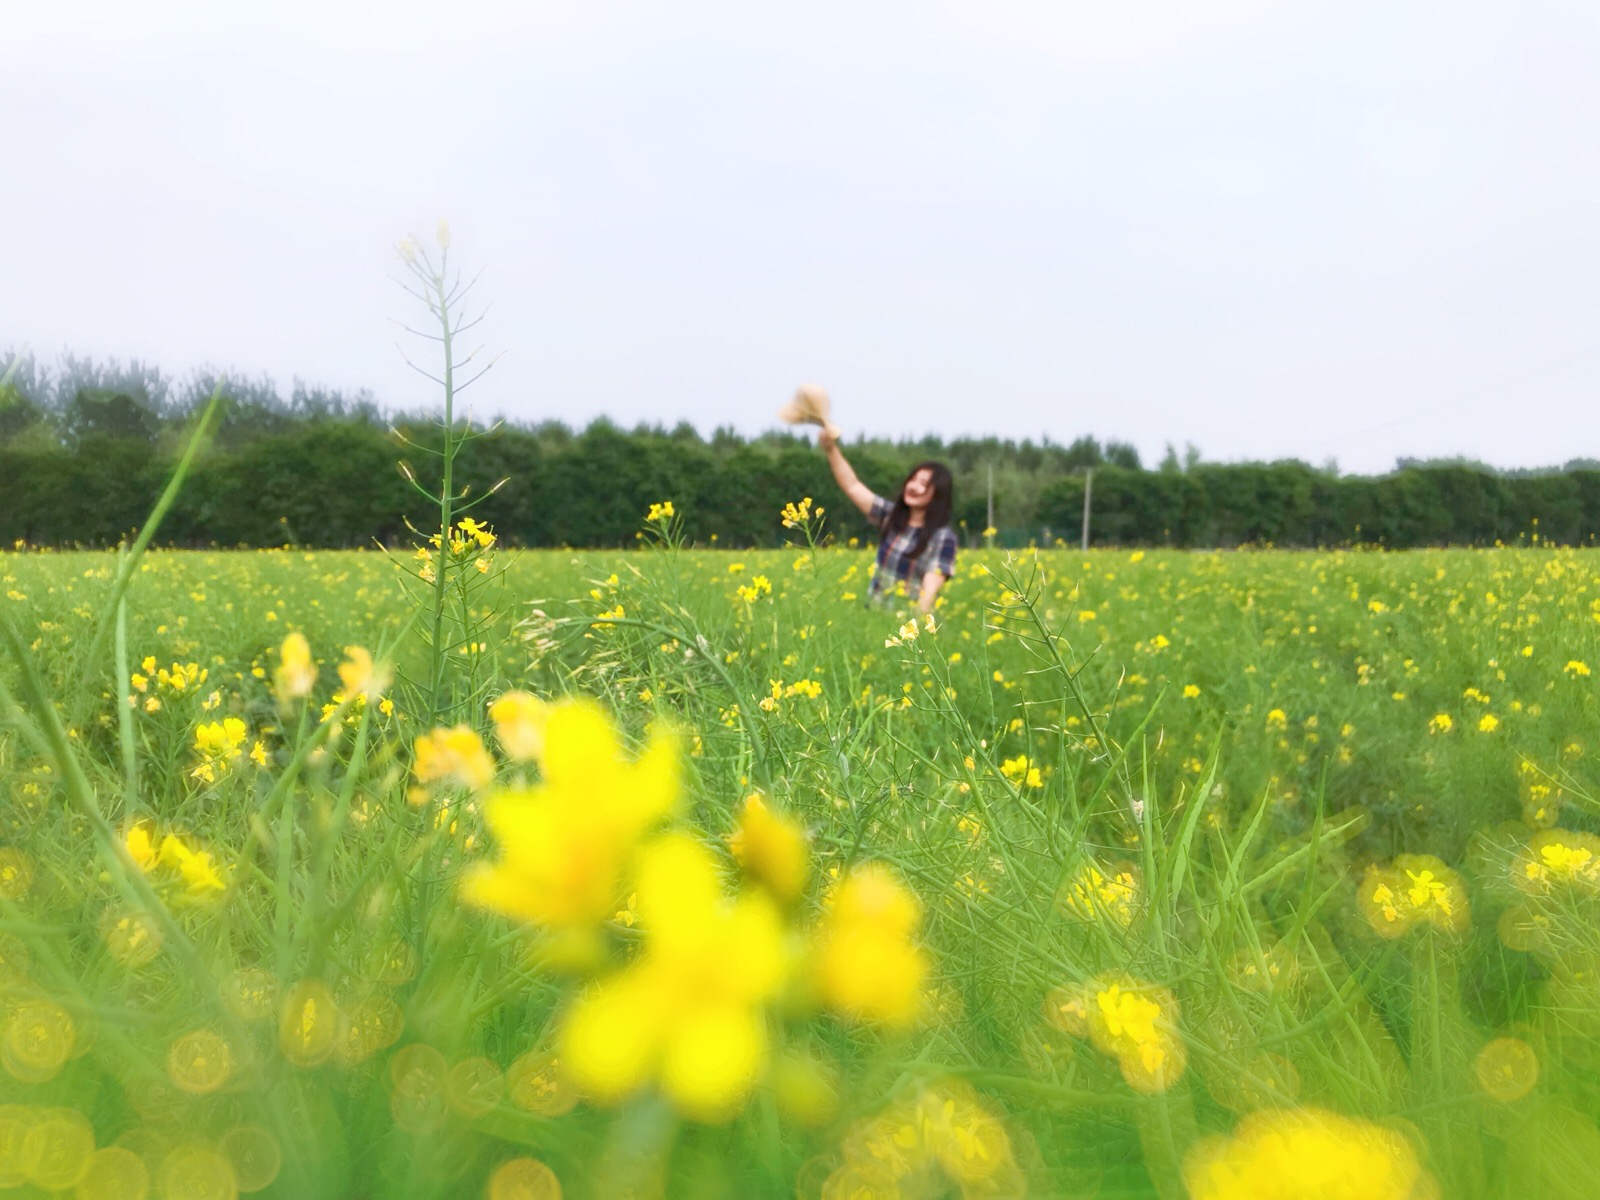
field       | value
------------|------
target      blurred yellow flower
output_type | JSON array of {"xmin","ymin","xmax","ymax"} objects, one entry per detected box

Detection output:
[
  {"xmin": 560, "ymin": 834, "xmax": 788, "ymax": 1121},
  {"xmin": 1358, "ymin": 855, "xmax": 1469, "ymax": 938},
  {"xmin": 273, "ymin": 632, "xmax": 316, "ymax": 702},
  {"xmin": 463, "ymin": 699, "xmax": 679, "ymax": 943},
  {"xmin": 1185, "ymin": 1106, "xmax": 1432, "ymax": 1200},
  {"xmin": 813, "ymin": 863, "xmax": 929, "ymax": 1027},
  {"xmin": 727, "ymin": 793, "xmax": 810, "ymax": 904},
  {"xmin": 412, "ymin": 725, "xmax": 496, "ymax": 794},
  {"xmin": 489, "ymin": 690, "xmax": 548, "ymax": 761},
  {"xmin": 336, "ymin": 645, "xmax": 387, "ymax": 701}
]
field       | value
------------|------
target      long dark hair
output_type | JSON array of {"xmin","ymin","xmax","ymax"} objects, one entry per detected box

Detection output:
[{"xmin": 880, "ymin": 460, "xmax": 954, "ymax": 562}]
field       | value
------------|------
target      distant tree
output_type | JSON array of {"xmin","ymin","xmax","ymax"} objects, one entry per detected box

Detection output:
[
  {"xmin": 1105, "ymin": 440, "xmax": 1142, "ymax": 470},
  {"xmin": 62, "ymin": 389, "xmax": 160, "ymax": 445}
]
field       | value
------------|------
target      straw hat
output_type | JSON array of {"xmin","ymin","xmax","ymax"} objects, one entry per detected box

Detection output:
[{"xmin": 777, "ymin": 384, "xmax": 841, "ymax": 439}]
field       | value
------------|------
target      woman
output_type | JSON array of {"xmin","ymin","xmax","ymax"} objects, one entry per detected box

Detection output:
[{"xmin": 819, "ymin": 429, "xmax": 957, "ymax": 614}]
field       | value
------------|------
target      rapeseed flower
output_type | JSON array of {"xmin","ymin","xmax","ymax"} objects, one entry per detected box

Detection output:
[
  {"xmin": 192, "ymin": 717, "xmax": 249, "ymax": 783},
  {"xmin": 412, "ymin": 725, "xmax": 496, "ymax": 794},
  {"xmin": 1184, "ymin": 1106, "xmax": 1433, "ymax": 1200},
  {"xmin": 1059, "ymin": 862, "xmax": 1139, "ymax": 926},
  {"xmin": 273, "ymin": 632, "xmax": 316, "ymax": 703},
  {"xmin": 727, "ymin": 793, "xmax": 809, "ymax": 904},
  {"xmin": 1358, "ymin": 855, "xmax": 1470, "ymax": 938},
  {"xmin": 336, "ymin": 645, "xmax": 386, "ymax": 701},
  {"xmin": 1089, "ymin": 980, "xmax": 1187, "ymax": 1093},
  {"xmin": 1514, "ymin": 829, "xmax": 1600, "ymax": 892},
  {"xmin": 812, "ymin": 863, "xmax": 929, "ymax": 1026},
  {"xmin": 463, "ymin": 699, "xmax": 680, "ymax": 951},
  {"xmin": 489, "ymin": 690, "xmax": 547, "ymax": 761},
  {"xmin": 560, "ymin": 834, "xmax": 788, "ymax": 1121},
  {"xmin": 158, "ymin": 834, "xmax": 229, "ymax": 898}
]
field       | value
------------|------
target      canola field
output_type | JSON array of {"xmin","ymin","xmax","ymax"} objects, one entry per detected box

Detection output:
[{"xmin": 4, "ymin": 522, "xmax": 1600, "ymax": 1199}]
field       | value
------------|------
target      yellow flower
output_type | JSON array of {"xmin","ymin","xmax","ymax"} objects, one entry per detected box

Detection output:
[
  {"xmin": 117, "ymin": 824, "xmax": 157, "ymax": 876},
  {"xmin": 1059, "ymin": 862, "xmax": 1139, "ymax": 927},
  {"xmin": 727, "ymin": 794, "xmax": 810, "ymax": 903},
  {"xmin": 1428, "ymin": 713, "xmax": 1453, "ymax": 734},
  {"xmin": 1079, "ymin": 979, "xmax": 1187, "ymax": 1093},
  {"xmin": 645, "ymin": 500, "xmax": 676, "ymax": 523},
  {"xmin": 780, "ymin": 497, "xmax": 814, "ymax": 528},
  {"xmin": 813, "ymin": 863, "xmax": 929, "ymax": 1026},
  {"xmin": 489, "ymin": 691, "xmax": 548, "ymax": 761},
  {"xmin": 336, "ymin": 645, "xmax": 387, "ymax": 701},
  {"xmin": 412, "ymin": 725, "xmax": 496, "ymax": 793},
  {"xmin": 463, "ymin": 699, "xmax": 680, "ymax": 943},
  {"xmin": 1185, "ymin": 1106, "xmax": 1433, "ymax": 1200},
  {"xmin": 560, "ymin": 834, "xmax": 788, "ymax": 1121},
  {"xmin": 1515, "ymin": 829, "xmax": 1600, "ymax": 892},
  {"xmin": 249, "ymin": 740, "xmax": 268, "ymax": 768},
  {"xmin": 273, "ymin": 632, "xmax": 317, "ymax": 702},
  {"xmin": 1564, "ymin": 660, "xmax": 1591, "ymax": 677},
  {"xmin": 1265, "ymin": 709, "xmax": 1287, "ymax": 729},
  {"xmin": 456, "ymin": 516, "xmax": 496, "ymax": 549},
  {"xmin": 1000, "ymin": 755, "xmax": 1043, "ymax": 789},
  {"xmin": 192, "ymin": 717, "xmax": 249, "ymax": 783},
  {"xmin": 157, "ymin": 834, "xmax": 229, "ymax": 898},
  {"xmin": 1358, "ymin": 856, "xmax": 1469, "ymax": 937},
  {"xmin": 1478, "ymin": 713, "xmax": 1500, "ymax": 733},
  {"xmin": 1182, "ymin": 684, "xmax": 1201, "ymax": 699}
]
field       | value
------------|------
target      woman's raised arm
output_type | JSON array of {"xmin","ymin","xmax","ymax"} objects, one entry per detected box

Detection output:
[{"xmin": 819, "ymin": 428, "xmax": 878, "ymax": 518}]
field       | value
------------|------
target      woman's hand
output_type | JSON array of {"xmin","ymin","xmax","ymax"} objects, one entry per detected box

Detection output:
[{"xmin": 818, "ymin": 427, "xmax": 838, "ymax": 452}]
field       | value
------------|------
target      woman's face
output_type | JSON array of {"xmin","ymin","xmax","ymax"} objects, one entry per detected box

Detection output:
[{"xmin": 902, "ymin": 468, "xmax": 936, "ymax": 509}]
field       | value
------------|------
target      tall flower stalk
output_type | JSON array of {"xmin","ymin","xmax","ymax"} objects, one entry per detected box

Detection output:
[{"xmin": 393, "ymin": 221, "xmax": 504, "ymax": 722}]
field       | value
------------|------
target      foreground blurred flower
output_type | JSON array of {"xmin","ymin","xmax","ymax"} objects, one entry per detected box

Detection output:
[
  {"xmin": 336, "ymin": 645, "xmax": 388, "ymax": 701},
  {"xmin": 812, "ymin": 863, "xmax": 929, "ymax": 1026},
  {"xmin": 157, "ymin": 834, "xmax": 229, "ymax": 899},
  {"xmin": 823, "ymin": 1078, "xmax": 1021, "ymax": 1196},
  {"xmin": 412, "ymin": 725, "xmax": 496, "ymax": 795},
  {"xmin": 560, "ymin": 834, "xmax": 788, "ymax": 1120},
  {"xmin": 463, "ymin": 699, "xmax": 679, "ymax": 949},
  {"xmin": 1358, "ymin": 854, "xmax": 1470, "ymax": 938},
  {"xmin": 489, "ymin": 690, "xmax": 547, "ymax": 762},
  {"xmin": 727, "ymin": 793, "xmax": 810, "ymax": 904},
  {"xmin": 273, "ymin": 632, "xmax": 317, "ymax": 703},
  {"xmin": 1185, "ymin": 1106, "xmax": 1433, "ymax": 1200}
]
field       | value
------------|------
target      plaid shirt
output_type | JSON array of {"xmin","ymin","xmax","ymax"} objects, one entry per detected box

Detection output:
[{"xmin": 867, "ymin": 495, "xmax": 958, "ymax": 603}]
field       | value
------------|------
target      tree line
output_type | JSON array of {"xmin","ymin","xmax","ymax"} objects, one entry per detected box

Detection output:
[{"xmin": 2, "ymin": 351, "xmax": 1597, "ymax": 549}]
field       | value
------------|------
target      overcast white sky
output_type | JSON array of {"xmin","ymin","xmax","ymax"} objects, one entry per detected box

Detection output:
[{"xmin": 7, "ymin": 0, "xmax": 1599, "ymax": 473}]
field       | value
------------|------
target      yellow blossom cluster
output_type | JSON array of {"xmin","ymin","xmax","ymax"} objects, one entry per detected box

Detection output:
[
  {"xmin": 1185, "ymin": 1106, "xmax": 1434, "ymax": 1200},
  {"xmin": 1059, "ymin": 861, "xmax": 1140, "ymax": 927},
  {"xmin": 812, "ymin": 864, "xmax": 930, "ymax": 1027},
  {"xmin": 779, "ymin": 497, "xmax": 822, "ymax": 529},
  {"xmin": 735, "ymin": 575, "xmax": 772, "ymax": 604},
  {"xmin": 412, "ymin": 725, "xmax": 497, "ymax": 795},
  {"xmin": 191, "ymin": 717, "xmax": 262, "ymax": 783},
  {"xmin": 1045, "ymin": 978, "xmax": 1187, "ymax": 1093},
  {"xmin": 559, "ymin": 834, "xmax": 789, "ymax": 1120},
  {"xmin": 125, "ymin": 824, "xmax": 228, "ymax": 899},
  {"xmin": 1514, "ymin": 829, "xmax": 1600, "ymax": 893},
  {"xmin": 1000, "ymin": 754, "xmax": 1043, "ymax": 789},
  {"xmin": 726, "ymin": 793, "xmax": 810, "ymax": 904},
  {"xmin": 645, "ymin": 500, "xmax": 675, "ymax": 523},
  {"xmin": 758, "ymin": 677, "xmax": 823, "ymax": 711},
  {"xmin": 820, "ymin": 1079, "xmax": 1022, "ymax": 1196},
  {"xmin": 1357, "ymin": 854, "xmax": 1470, "ymax": 938},
  {"xmin": 884, "ymin": 613, "xmax": 936, "ymax": 648},
  {"xmin": 462, "ymin": 699, "xmax": 679, "ymax": 952}
]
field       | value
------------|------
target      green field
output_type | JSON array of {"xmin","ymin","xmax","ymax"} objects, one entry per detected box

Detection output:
[{"xmin": 4, "ymin": 531, "xmax": 1600, "ymax": 1198}]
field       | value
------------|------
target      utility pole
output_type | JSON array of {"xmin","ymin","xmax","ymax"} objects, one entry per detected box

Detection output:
[
  {"xmin": 1081, "ymin": 468, "xmax": 1093, "ymax": 551},
  {"xmin": 986, "ymin": 463, "xmax": 994, "ymax": 543}
]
